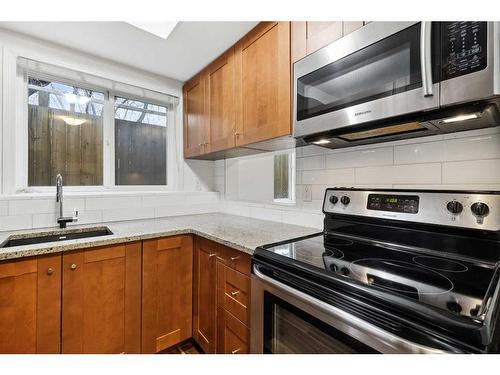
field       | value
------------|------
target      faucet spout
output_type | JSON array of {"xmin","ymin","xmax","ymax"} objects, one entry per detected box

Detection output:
[{"xmin": 55, "ymin": 174, "xmax": 78, "ymax": 228}]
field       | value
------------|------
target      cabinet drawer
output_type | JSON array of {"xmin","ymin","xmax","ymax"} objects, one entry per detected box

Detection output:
[
  {"xmin": 217, "ymin": 309, "xmax": 249, "ymax": 354},
  {"xmin": 217, "ymin": 245, "xmax": 251, "ymax": 276},
  {"xmin": 217, "ymin": 263, "xmax": 251, "ymax": 325}
]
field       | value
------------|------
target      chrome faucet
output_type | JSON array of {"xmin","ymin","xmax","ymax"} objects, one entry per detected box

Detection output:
[{"xmin": 56, "ymin": 174, "xmax": 78, "ymax": 228}]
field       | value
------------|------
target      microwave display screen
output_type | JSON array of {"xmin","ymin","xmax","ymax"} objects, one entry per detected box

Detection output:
[
  {"xmin": 367, "ymin": 194, "xmax": 419, "ymax": 214},
  {"xmin": 442, "ymin": 22, "xmax": 487, "ymax": 81}
]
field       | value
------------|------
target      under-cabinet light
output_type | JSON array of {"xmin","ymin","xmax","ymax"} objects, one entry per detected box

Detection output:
[
  {"xmin": 61, "ymin": 117, "xmax": 86, "ymax": 126},
  {"xmin": 312, "ymin": 139, "xmax": 331, "ymax": 145},
  {"xmin": 441, "ymin": 113, "xmax": 481, "ymax": 124}
]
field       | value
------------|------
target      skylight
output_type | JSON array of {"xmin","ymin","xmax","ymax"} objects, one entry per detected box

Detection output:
[{"xmin": 126, "ymin": 21, "xmax": 178, "ymax": 40}]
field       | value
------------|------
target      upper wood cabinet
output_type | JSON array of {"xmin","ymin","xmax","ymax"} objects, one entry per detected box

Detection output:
[
  {"xmin": 183, "ymin": 21, "xmax": 292, "ymax": 158},
  {"xmin": 0, "ymin": 254, "xmax": 61, "ymax": 354},
  {"xmin": 61, "ymin": 242, "xmax": 142, "ymax": 354},
  {"xmin": 192, "ymin": 236, "xmax": 218, "ymax": 353},
  {"xmin": 205, "ymin": 48, "xmax": 237, "ymax": 153},
  {"xmin": 291, "ymin": 21, "xmax": 368, "ymax": 63},
  {"xmin": 142, "ymin": 235, "xmax": 193, "ymax": 353},
  {"xmin": 234, "ymin": 21, "xmax": 291, "ymax": 146},
  {"xmin": 183, "ymin": 74, "xmax": 209, "ymax": 157}
]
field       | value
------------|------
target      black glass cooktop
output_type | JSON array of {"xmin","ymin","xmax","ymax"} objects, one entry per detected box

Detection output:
[{"xmin": 263, "ymin": 233, "xmax": 498, "ymax": 319}]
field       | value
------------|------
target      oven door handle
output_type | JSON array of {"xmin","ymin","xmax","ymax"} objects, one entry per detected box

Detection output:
[
  {"xmin": 253, "ymin": 264, "xmax": 450, "ymax": 354},
  {"xmin": 420, "ymin": 21, "xmax": 434, "ymax": 97}
]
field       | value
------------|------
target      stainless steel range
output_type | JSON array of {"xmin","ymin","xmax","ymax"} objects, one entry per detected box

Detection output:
[{"xmin": 251, "ymin": 189, "xmax": 500, "ymax": 353}]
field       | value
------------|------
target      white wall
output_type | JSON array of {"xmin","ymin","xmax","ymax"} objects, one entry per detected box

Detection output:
[
  {"xmin": 0, "ymin": 28, "xmax": 217, "ymax": 231},
  {"xmin": 215, "ymin": 127, "xmax": 500, "ymax": 229}
]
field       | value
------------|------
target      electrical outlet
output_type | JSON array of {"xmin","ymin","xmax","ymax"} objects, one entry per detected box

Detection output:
[
  {"xmin": 195, "ymin": 180, "xmax": 202, "ymax": 191},
  {"xmin": 303, "ymin": 185, "xmax": 312, "ymax": 202}
]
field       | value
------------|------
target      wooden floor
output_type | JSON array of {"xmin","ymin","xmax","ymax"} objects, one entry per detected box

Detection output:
[{"xmin": 164, "ymin": 340, "xmax": 202, "ymax": 354}]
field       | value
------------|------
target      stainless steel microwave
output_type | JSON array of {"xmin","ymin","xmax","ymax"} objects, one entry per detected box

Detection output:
[{"xmin": 293, "ymin": 22, "xmax": 500, "ymax": 148}]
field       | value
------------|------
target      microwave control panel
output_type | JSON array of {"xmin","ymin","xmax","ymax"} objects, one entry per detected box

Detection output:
[{"xmin": 442, "ymin": 21, "xmax": 487, "ymax": 80}]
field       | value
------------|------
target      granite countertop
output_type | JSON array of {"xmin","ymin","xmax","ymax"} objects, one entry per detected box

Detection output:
[{"xmin": 0, "ymin": 213, "xmax": 321, "ymax": 261}]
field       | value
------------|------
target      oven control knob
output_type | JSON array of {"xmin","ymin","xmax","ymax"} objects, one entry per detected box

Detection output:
[
  {"xmin": 471, "ymin": 202, "xmax": 489, "ymax": 217},
  {"xmin": 446, "ymin": 301, "xmax": 462, "ymax": 314},
  {"xmin": 446, "ymin": 201, "xmax": 463, "ymax": 214},
  {"xmin": 340, "ymin": 267, "xmax": 350, "ymax": 276},
  {"xmin": 329, "ymin": 195, "xmax": 339, "ymax": 204},
  {"xmin": 340, "ymin": 196, "xmax": 350, "ymax": 205}
]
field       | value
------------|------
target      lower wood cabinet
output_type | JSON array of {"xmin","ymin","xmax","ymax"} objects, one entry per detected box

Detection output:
[
  {"xmin": 193, "ymin": 236, "xmax": 218, "ymax": 353},
  {"xmin": 142, "ymin": 235, "xmax": 193, "ymax": 353},
  {"xmin": 0, "ymin": 254, "xmax": 61, "ymax": 354},
  {"xmin": 61, "ymin": 242, "xmax": 142, "ymax": 354},
  {"xmin": 193, "ymin": 236, "xmax": 252, "ymax": 354}
]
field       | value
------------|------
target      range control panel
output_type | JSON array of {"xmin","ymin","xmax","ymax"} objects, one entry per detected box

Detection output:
[
  {"xmin": 367, "ymin": 194, "xmax": 419, "ymax": 214},
  {"xmin": 323, "ymin": 189, "xmax": 500, "ymax": 231}
]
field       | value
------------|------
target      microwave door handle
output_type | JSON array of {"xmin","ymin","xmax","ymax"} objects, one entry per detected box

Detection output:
[{"xmin": 420, "ymin": 21, "xmax": 434, "ymax": 97}]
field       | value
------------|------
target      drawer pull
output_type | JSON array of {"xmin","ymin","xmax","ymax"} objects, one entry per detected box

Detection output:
[
  {"xmin": 70, "ymin": 263, "xmax": 77, "ymax": 271},
  {"xmin": 230, "ymin": 256, "xmax": 240, "ymax": 261},
  {"xmin": 231, "ymin": 348, "xmax": 241, "ymax": 354},
  {"xmin": 47, "ymin": 267, "xmax": 54, "ymax": 276},
  {"xmin": 209, "ymin": 253, "xmax": 217, "ymax": 258},
  {"xmin": 230, "ymin": 290, "xmax": 240, "ymax": 297}
]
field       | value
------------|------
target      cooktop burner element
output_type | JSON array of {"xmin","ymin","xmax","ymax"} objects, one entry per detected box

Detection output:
[
  {"xmin": 349, "ymin": 258, "xmax": 454, "ymax": 296},
  {"xmin": 413, "ymin": 255, "xmax": 468, "ymax": 272}
]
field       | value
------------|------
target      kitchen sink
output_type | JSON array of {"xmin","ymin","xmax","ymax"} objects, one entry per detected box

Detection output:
[{"xmin": 0, "ymin": 227, "xmax": 113, "ymax": 248}]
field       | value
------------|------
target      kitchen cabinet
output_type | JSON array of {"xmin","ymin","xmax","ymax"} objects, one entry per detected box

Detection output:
[
  {"xmin": 204, "ymin": 47, "xmax": 237, "ymax": 153},
  {"xmin": 183, "ymin": 21, "xmax": 292, "ymax": 158},
  {"xmin": 142, "ymin": 235, "xmax": 193, "ymax": 353},
  {"xmin": 234, "ymin": 21, "xmax": 291, "ymax": 146},
  {"xmin": 193, "ymin": 236, "xmax": 218, "ymax": 353},
  {"xmin": 0, "ymin": 254, "xmax": 61, "ymax": 354},
  {"xmin": 291, "ymin": 21, "xmax": 368, "ymax": 63},
  {"xmin": 61, "ymin": 242, "xmax": 141, "ymax": 354},
  {"xmin": 183, "ymin": 73, "xmax": 209, "ymax": 157},
  {"xmin": 192, "ymin": 236, "xmax": 252, "ymax": 353}
]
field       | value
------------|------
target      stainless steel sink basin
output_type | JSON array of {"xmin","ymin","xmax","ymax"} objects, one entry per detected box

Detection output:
[{"xmin": 0, "ymin": 227, "xmax": 113, "ymax": 248}]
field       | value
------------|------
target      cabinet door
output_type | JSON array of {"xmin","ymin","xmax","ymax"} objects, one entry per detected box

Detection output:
[
  {"xmin": 61, "ymin": 242, "xmax": 141, "ymax": 354},
  {"xmin": 217, "ymin": 308, "xmax": 249, "ymax": 354},
  {"xmin": 205, "ymin": 47, "xmax": 236, "ymax": 153},
  {"xmin": 183, "ymin": 74, "xmax": 208, "ymax": 157},
  {"xmin": 235, "ymin": 21, "xmax": 291, "ymax": 146},
  {"xmin": 142, "ymin": 235, "xmax": 193, "ymax": 353},
  {"xmin": 0, "ymin": 254, "xmax": 61, "ymax": 354},
  {"xmin": 192, "ymin": 236, "xmax": 218, "ymax": 353}
]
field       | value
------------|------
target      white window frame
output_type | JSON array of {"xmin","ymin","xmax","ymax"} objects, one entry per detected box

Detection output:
[
  {"xmin": 11, "ymin": 63, "xmax": 178, "ymax": 194},
  {"xmin": 272, "ymin": 149, "xmax": 296, "ymax": 205}
]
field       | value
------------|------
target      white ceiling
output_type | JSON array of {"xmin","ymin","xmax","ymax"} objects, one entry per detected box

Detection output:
[{"xmin": 0, "ymin": 21, "xmax": 259, "ymax": 82}]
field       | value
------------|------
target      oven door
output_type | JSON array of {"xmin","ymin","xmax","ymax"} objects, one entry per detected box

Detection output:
[
  {"xmin": 293, "ymin": 22, "xmax": 441, "ymax": 138},
  {"xmin": 251, "ymin": 264, "xmax": 448, "ymax": 354}
]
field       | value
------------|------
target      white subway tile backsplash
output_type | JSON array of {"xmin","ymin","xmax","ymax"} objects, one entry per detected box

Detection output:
[
  {"xmin": 444, "ymin": 134, "xmax": 500, "ymax": 161},
  {"xmin": 142, "ymin": 194, "xmax": 187, "ymax": 207},
  {"xmin": 249, "ymin": 207, "xmax": 283, "ymax": 222},
  {"xmin": 102, "ymin": 207, "xmax": 155, "ymax": 222},
  {"xmin": 297, "ymin": 155, "xmax": 326, "ymax": 171},
  {"xmin": 302, "ymin": 168, "xmax": 355, "ymax": 185},
  {"xmin": 355, "ymin": 163, "xmax": 442, "ymax": 185},
  {"xmin": 281, "ymin": 210, "xmax": 323, "ymax": 229},
  {"xmin": 326, "ymin": 147, "xmax": 393, "ymax": 168},
  {"xmin": 443, "ymin": 159, "xmax": 500, "ymax": 184},
  {"xmin": 9, "ymin": 199, "xmax": 56, "ymax": 215},
  {"xmin": 0, "ymin": 215, "xmax": 33, "ymax": 231},
  {"xmin": 0, "ymin": 201, "xmax": 8, "ymax": 216},
  {"xmin": 394, "ymin": 141, "xmax": 445, "ymax": 164},
  {"xmin": 85, "ymin": 196, "xmax": 142, "ymax": 211}
]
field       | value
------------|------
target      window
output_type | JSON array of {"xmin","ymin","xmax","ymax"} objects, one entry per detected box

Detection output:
[
  {"xmin": 273, "ymin": 151, "xmax": 295, "ymax": 203},
  {"xmin": 114, "ymin": 97, "xmax": 167, "ymax": 185},
  {"xmin": 19, "ymin": 60, "xmax": 178, "ymax": 192},
  {"xmin": 27, "ymin": 77, "xmax": 104, "ymax": 186}
]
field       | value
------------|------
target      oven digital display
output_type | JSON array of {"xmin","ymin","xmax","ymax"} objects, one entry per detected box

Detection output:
[{"xmin": 367, "ymin": 194, "xmax": 419, "ymax": 214}]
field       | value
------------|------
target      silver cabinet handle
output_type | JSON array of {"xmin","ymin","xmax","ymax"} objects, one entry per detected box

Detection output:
[
  {"xmin": 231, "ymin": 348, "xmax": 241, "ymax": 354},
  {"xmin": 230, "ymin": 290, "xmax": 240, "ymax": 297},
  {"xmin": 208, "ymin": 253, "xmax": 217, "ymax": 258},
  {"xmin": 420, "ymin": 21, "xmax": 433, "ymax": 97},
  {"xmin": 230, "ymin": 256, "xmax": 240, "ymax": 261},
  {"xmin": 70, "ymin": 263, "xmax": 77, "ymax": 271},
  {"xmin": 47, "ymin": 267, "xmax": 54, "ymax": 276}
]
